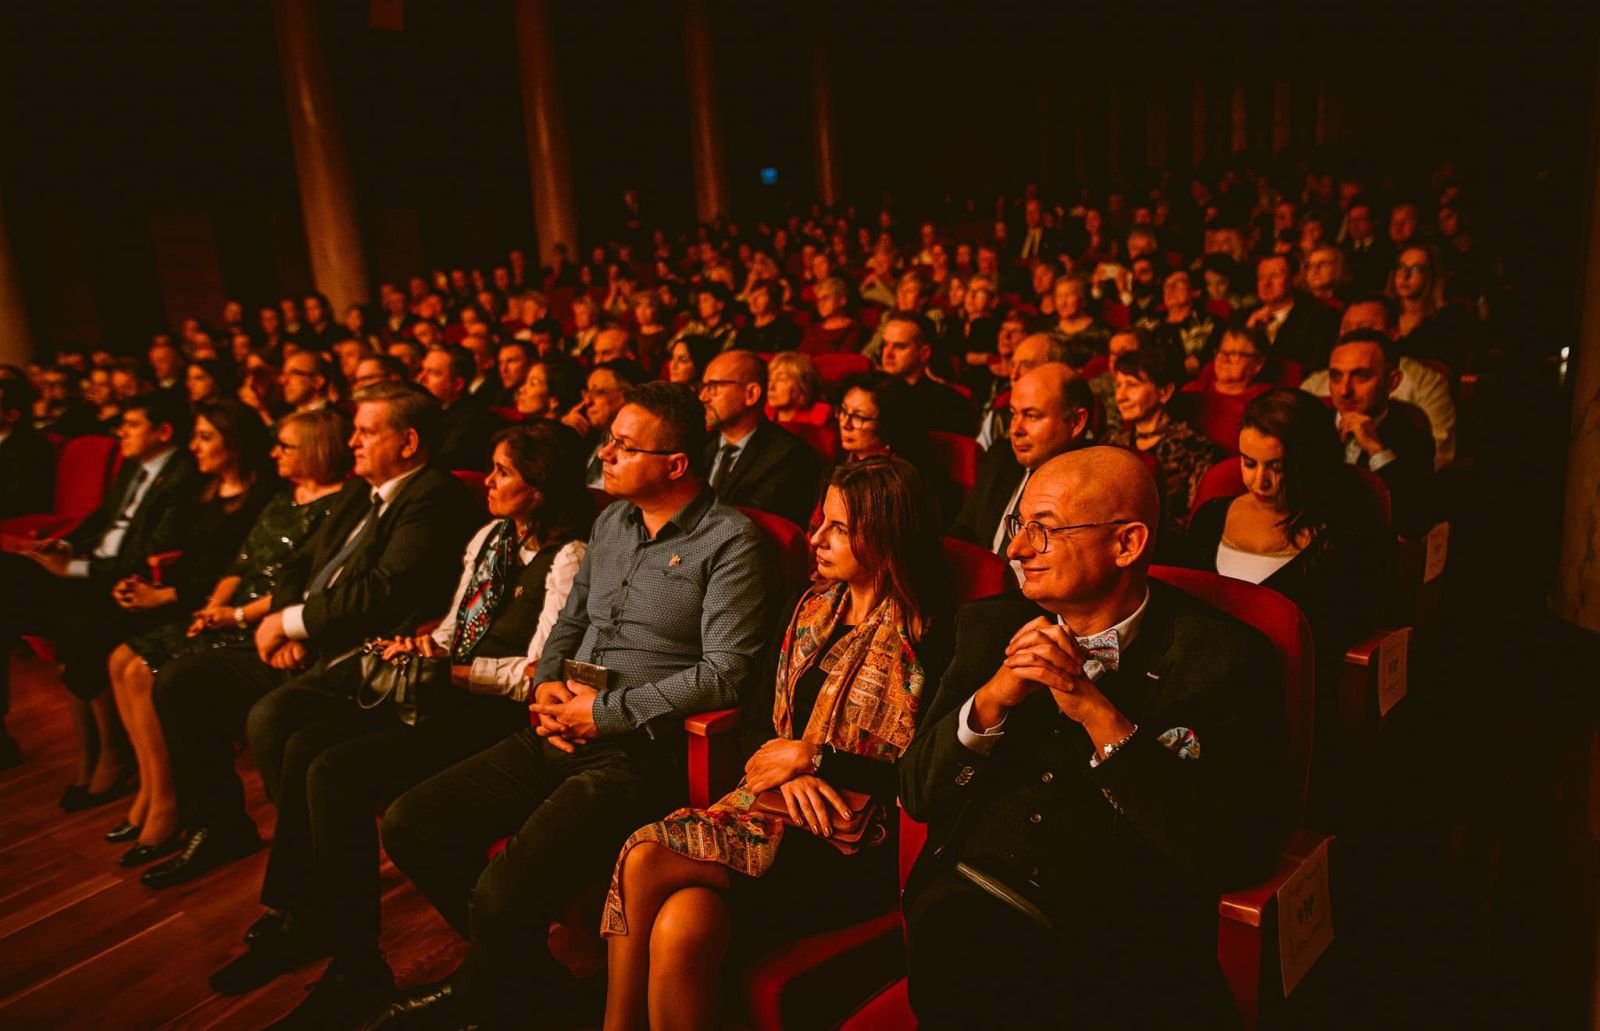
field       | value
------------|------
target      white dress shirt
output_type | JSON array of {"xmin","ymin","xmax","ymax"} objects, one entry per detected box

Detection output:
[{"xmin": 66, "ymin": 447, "xmax": 178, "ymax": 579}]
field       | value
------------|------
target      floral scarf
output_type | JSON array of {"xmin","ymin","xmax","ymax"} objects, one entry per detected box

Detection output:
[
  {"xmin": 601, "ymin": 582, "xmax": 924, "ymax": 937},
  {"xmin": 447, "ymin": 519, "xmax": 519, "ymax": 661}
]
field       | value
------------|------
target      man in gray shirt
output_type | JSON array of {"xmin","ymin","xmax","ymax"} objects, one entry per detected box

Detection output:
[{"xmin": 374, "ymin": 382, "xmax": 774, "ymax": 1030}]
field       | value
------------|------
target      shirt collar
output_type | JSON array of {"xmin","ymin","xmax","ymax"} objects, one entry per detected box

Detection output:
[
  {"xmin": 626, "ymin": 485, "xmax": 717, "ymax": 539},
  {"xmin": 140, "ymin": 446, "xmax": 178, "ymax": 479},
  {"xmin": 370, "ymin": 465, "xmax": 425, "ymax": 506},
  {"xmin": 1056, "ymin": 586, "xmax": 1150, "ymax": 651}
]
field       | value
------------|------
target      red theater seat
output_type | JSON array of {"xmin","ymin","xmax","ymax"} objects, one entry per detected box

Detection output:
[
  {"xmin": 451, "ymin": 469, "xmax": 488, "ymax": 509},
  {"xmin": 784, "ymin": 419, "xmax": 839, "ymax": 464},
  {"xmin": 0, "ymin": 434, "xmax": 120, "ymax": 541},
  {"xmin": 812, "ymin": 352, "xmax": 870, "ymax": 387},
  {"xmin": 928, "ymin": 431, "xmax": 979, "ymax": 498}
]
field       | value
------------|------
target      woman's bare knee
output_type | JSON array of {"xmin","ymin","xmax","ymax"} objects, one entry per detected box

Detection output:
[{"xmin": 649, "ymin": 887, "xmax": 730, "ymax": 963}]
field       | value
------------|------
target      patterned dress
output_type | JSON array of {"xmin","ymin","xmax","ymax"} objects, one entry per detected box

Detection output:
[
  {"xmin": 123, "ymin": 488, "xmax": 339, "ymax": 672},
  {"xmin": 1108, "ymin": 418, "xmax": 1225, "ymax": 550}
]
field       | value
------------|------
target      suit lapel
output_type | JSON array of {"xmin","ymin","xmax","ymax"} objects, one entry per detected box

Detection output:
[
  {"xmin": 719, "ymin": 423, "xmax": 770, "ymax": 496},
  {"xmin": 1095, "ymin": 587, "xmax": 1179, "ymax": 726}
]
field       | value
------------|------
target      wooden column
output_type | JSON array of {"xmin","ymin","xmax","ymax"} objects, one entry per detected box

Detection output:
[
  {"xmin": 1553, "ymin": 38, "xmax": 1600, "ymax": 633},
  {"xmin": 810, "ymin": 34, "xmax": 841, "ymax": 210},
  {"xmin": 684, "ymin": 0, "xmax": 728, "ymax": 223},
  {"xmin": 1272, "ymin": 80, "xmax": 1292, "ymax": 157},
  {"xmin": 1146, "ymin": 84, "xmax": 1169, "ymax": 171},
  {"xmin": 1191, "ymin": 72, "xmax": 1208, "ymax": 167},
  {"xmin": 0, "ymin": 194, "xmax": 34, "ymax": 364},
  {"xmin": 1106, "ymin": 85, "xmax": 1122, "ymax": 179},
  {"xmin": 513, "ymin": 0, "xmax": 579, "ymax": 266},
  {"xmin": 271, "ymin": 0, "xmax": 370, "ymax": 311},
  {"xmin": 1230, "ymin": 83, "xmax": 1249, "ymax": 155}
]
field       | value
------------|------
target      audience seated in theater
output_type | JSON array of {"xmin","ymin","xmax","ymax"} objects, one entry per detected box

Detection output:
[
  {"xmin": 1181, "ymin": 388, "xmax": 1390, "ymax": 666},
  {"xmin": 834, "ymin": 372, "xmax": 962, "ymax": 526},
  {"xmin": 976, "ymin": 330, "xmax": 1070, "ymax": 450},
  {"xmin": 1247, "ymin": 252, "xmax": 1340, "ymax": 372},
  {"xmin": 419, "ymin": 344, "xmax": 500, "ymax": 472},
  {"xmin": 83, "ymin": 363, "xmax": 126, "ymax": 431},
  {"xmin": 279, "ymin": 350, "xmax": 332, "ymax": 415},
  {"xmin": 601, "ymin": 456, "xmax": 953, "ymax": 1029},
  {"xmin": 676, "ymin": 282, "xmax": 740, "ymax": 352},
  {"xmin": 899, "ymin": 446, "xmax": 1288, "ymax": 1027},
  {"xmin": 1390, "ymin": 242, "xmax": 1476, "ymax": 370},
  {"xmin": 1342, "ymin": 200, "xmax": 1392, "ymax": 293},
  {"xmin": 631, "ymin": 290, "xmax": 673, "ymax": 375},
  {"xmin": 737, "ymin": 279, "xmax": 802, "ymax": 355},
  {"xmin": 514, "ymin": 356, "xmax": 584, "ymax": 422},
  {"xmin": 1052, "ymin": 275, "xmax": 1112, "ymax": 368},
  {"xmin": 798, "ymin": 277, "xmax": 863, "ymax": 355},
  {"xmin": 32, "ymin": 364, "xmax": 101, "ymax": 436},
  {"xmin": 666, "ymin": 334, "xmax": 719, "ymax": 391},
  {"xmin": 349, "ymin": 353, "xmax": 406, "ymax": 394},
  {"xmin": 951, "ymin": 273, "xmax": 1000, "ymax": 382},
  {"xmin": 0, "ymin": 374, "xmax": 55, "ymax": 520},
  {"xmin": 105, "ymin": 409, "xmax": 347, "ymax": 868},
  {"xmin": 148, "ymin": 339, "xmax": 185, "ymax": 391},
  {"xmin": 1324, "ymin": 329, "xmax": 1437, "ymax": 537},
  {"xmin": 563, "ymin": 359, "xmax": 649, "ymax": 488},
  {"xmin": 0, "ymin": 390, "xmax": 199, "ymax": 805},
  {"xmin": 139, "ymin": 382, "xmax": 480, "ymax": 890},
  {"xmin": 183, "ymin": 358, "xmax": 235, "ymax": 409},
  {"xmin": 764, "ymin": 350, "xmax": 831, "ymax": 426},
  {"xmin": 208, "ymin": 423, "xmax": 591, "ymax": 1024},
  {"xmin": 1086, "ymin": 328, "xmax": 1148, "ymax": 437},
  {"xmin": 1182, "ymin": 320, "xmax": 1275, "ymax": 452},
  {"xmin": 878, "ymin": 313, "xmax": 976, "ymax": 435},
  {"xmin": 1106, "ymin": 347, "xmax": 1224, "ymax": 557},
  {"xmin": 373, "ymin": 382, "xmax": 775, "ymax": 1030},
  {"xmin": 591, "ymin": 327, "xmax": 636, "ymax": 365},
  {"xmin": 950, "ymin": 362, "xmax": 1091, "ymax": 564},
  {"xmin": 862, "ymin": 269, "xmax": 947, "ymax": 365},
  {"xmin": 492, "ymin": 340, "xmax": 534, "ymax": 408},
  {"xmin": 569, "ymin": 294, "xmax": 603, "ymax": 360},
  {"xmin": 1303, "ymin": 243, "xmax": 1348, "ymax": 313},
  {"xmin": 1152, "ymin": 267, "xmax": 1222, "ymax": 377},
  {"xmin": 700, "ymin": 350, "xmax": 821, "ymax": 528},
  {"xmin": 1299, "ymin": 295, "xmax": 1456, "ymax": 469}
]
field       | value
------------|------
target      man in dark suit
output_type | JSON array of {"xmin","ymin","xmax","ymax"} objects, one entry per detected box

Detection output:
[
  {"xmin": 0, "ymin": 376, "xmax": 54, "ymax": 520},
  {"xmin": 948, "ymin": 363, "xmax": 1091, "ymax": 568},
  {"xmin": 880, "ymin": 313, "xmax": 975, "ymax": 435},
  {"xmin": 143, "ymin": 382, "xmax": 478, "ymax": 891},
  {"xmin": 1248, "ymin": 253, "xmax": 1340, "ymax": 372},
  {"xmin": 698, "ymin": 349, "xmax": 820, "ymax": 528},
  {"xmin": 1329, "ymin": 329, "xmax": 1436, "ymax": 537},
  {"xmin": 1012, "ymin": 197, "xmax": 1059, "ymax": 266},
  {"xmin": 419, "ymin": 343, "xmax": 501, "ymax": 471},
  {"xmin": 0, "ymin": 391, "xmax": 197, "ymax": 789},
  {"xmin": 900, "ymin": 447, "xmax": 1289, "ymax": 1027},
  {"xmin": 1342, "ymin": 201, "xmax": 1393, "ymax": 294}
]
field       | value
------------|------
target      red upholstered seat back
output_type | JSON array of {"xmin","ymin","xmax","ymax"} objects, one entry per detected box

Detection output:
[
  {"xmin": 56, "ymin": 435, "xmax": 119, "ymax": 523},
  {"xmin": 812, "ymin": 352, "xmax": 870, "ymax": 387},
  {"xmin": 940, "ymin": 536, "xmax": 1008, "ymax": 606},
  {"xmin": 737, "ymin": 507, "xmax": 811, "ymax": 596},
  {"xmin": 929, "ymin": 431, "xmax": 979, "ymax": 495},
  {"xmin": 785, "ymin": 420, "xmax": 839, "ymax": 464},
  {"xmin": 1149, "ymin": 565, "xmax": 1316, "ymax": 822},
  {"xmin": 451, "ymin": 469, "xmax": 488, "ymax": 509}
]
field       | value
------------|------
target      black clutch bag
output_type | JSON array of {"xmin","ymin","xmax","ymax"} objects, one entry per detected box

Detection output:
[{"xmin": 357, "ymin": 639, "xmax": 456, "ymax": 727}]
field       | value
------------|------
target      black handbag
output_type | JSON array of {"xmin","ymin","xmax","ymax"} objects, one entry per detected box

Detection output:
[{"xmin": 357, "ymin": 639, "xmax": 456, "ymax": 727}]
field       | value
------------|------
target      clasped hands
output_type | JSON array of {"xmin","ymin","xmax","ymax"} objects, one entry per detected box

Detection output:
[
  {"xmin": 6, "ymin": 536, "xmax": 72, "ymax": 576},
  {"xmin": 974, "ymin": 616, "xmax": 1133, "ymax": 747},
  {"xmin": 528, "ymin": 679, "xmax": 600, "ymax": 754},
  {"xmin": 253, "ymin": 611, "xmax": 306, "ymax": 671}
]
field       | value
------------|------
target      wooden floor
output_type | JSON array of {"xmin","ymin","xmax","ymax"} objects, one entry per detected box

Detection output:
[{"xmin": 0, "ymin": 650, "xmax": 466, "ymax": 1031}]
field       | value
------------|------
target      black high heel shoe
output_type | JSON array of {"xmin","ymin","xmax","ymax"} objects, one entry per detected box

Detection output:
[
  {"xmin": 62, "ymin": 772, "xmax": 138, "ymax": 813},
  {"xmin": 106, "ymin": 821, "xmax": 142, "ymax": 844},
  {"xmin": 119, "ymin": 834, "xmax": 182, "ymax": 868}
]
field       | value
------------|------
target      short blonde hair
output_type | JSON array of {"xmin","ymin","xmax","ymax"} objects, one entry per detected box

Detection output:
[
  {"xmin": 280, "ymin": 408, "xmax": 352, "ymax": 485},
  {"xmin": 767, "ymin": 351, "xmax": 822, "ymax": 408}
]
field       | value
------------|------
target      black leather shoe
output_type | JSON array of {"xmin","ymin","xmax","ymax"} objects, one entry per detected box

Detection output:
[
  {"xmin": 118, "ymin": 834, "xmax": 183, "ymax": 868},
  {"xmin": 245, "ymin": 909, "xmax": 288, "ymax": 946},
  {"xmin": 61, "ymin": 773, "xmax": 136, "ymax": 812},
  {"xmin": 264, "ymin": 955, "xmax": 395, "ymax": 1030},
  {"xmin": 362, "ymin": 981, "xmax": 472, "ymax": 1030},
  {"xmin": 209, "ymin": 917, "xmax": 327, "ymax": 996},
  {"xmin": 105, "ymin": 821, "xmax": 141, "ymax": 843},
  {"xmin": 140, "ymin": 825, "xmax": 261, "ymax": 890}
]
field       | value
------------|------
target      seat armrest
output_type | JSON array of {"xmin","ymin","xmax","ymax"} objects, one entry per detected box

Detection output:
[
  {"xmin": 1218, "ymin": 831, "xmax": 1336, "ymax": 1026},
  {"xmin": 147, "ymin": 550, "xmax": 183, "ymax": 585},
  {"xmin": 1218, "ymin": 830, "xmax": 1331, "ymax": 927},
  {"xmin": 684, "ymin": 707, "xmax": 741, "ymax": 737},
  {"xmin": 685, "ymin": 707, "xmax": 742, "ymax": 807}
]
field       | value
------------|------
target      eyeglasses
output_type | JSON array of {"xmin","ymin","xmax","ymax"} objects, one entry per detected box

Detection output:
[
  {"xmin": 698, "ymin": 379, "xmax": 744, "ymax": 393},
  {"xmin": 1004, "ymin": 515, "xmax": 1138, "ymax": 553},
  {"xmin": 599, "ymin": 430, "xmax": 681, "ymax": 458},
  {"xmin": 837, "ymin": 408, "xmax": 880, "ymax": 427},
  {"xmin": 1395, "ymin": 263, "xmax": 1429, "ymax": 276},
  {"xmin": 1217, "ymin": 349, "xmax": 1260, "ymax": 361}
]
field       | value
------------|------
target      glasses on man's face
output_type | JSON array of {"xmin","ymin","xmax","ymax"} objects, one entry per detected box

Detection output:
[
  {"xmin": 837, "ymin": 408, "xmax": 880, "ymax": 428},
  {"xmin": 599, "ymin": 430, "xmax": 680, "ymax": 458},
  {"xmin": 1217, "ymin": 349, "xmax": 1259, "ymax": 362},
  {"xmin": 698, "ymin": 379, "xmax": 743, "ymax": 394},
  {"xmin": 1004, "ymin": 515, "xmax": 1137, "ymax": 553}
]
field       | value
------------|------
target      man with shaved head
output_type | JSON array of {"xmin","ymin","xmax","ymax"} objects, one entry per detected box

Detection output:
[
  {"xmin": 948, "ymin": 362, "xmax": 1092, "ymax": 572},
  {"xmin": 976, "ymin": 331, "xmax": 1073, "ymax": 449},
  {"xmin": 902, "ymin": 446, "xmax": 1290, "ymax": 1026},
  {"xmin": 696, "ymin": 350, "xmax": 819, "ymax": 527}
]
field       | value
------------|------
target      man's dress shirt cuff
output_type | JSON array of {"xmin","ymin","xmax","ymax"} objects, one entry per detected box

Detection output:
[
  {"xmin": 280, "ymin": 604, "xmax": 310, "ymax": 641},
  {"xmin": 957, "ymin": 693, "xmax": 1007, "ymax": 754},
  {"xmin": 65, "ymin": 558, "xmax": 91, "ymax": 579},
  {"xmin": 1367, "ymin": 447, "xmax": 1397, "ymax": 472}
]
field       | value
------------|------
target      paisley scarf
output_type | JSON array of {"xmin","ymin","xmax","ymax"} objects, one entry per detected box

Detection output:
[
  {"xmin": 601, "ymin": 582, "xmax": 924, "ymax": 937},
  {"xmin": 447, "ymin": 519, "xmax": 519, "ymax": 661}
]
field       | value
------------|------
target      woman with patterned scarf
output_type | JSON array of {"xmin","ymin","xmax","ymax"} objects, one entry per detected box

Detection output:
[{"xmin": 601, "ymin": 456, "xmax": 952, "ymax": 1031}]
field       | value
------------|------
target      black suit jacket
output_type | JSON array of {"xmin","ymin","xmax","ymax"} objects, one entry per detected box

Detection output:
[
  {"xmin": 272, "ymin": 466, "xmax": 479, "ymax": 663},
  {"xmin": 1360, "ymin": 400, "xmax": 1436, "ymax": 538},
  {"xmin": 1269, "ymin": 296, "xmax": 1341, "ymax": 371},
  {"xmin": 437, "ymin": 395, "xmax": 503, "ymax": 472},
  {"xmin": 946, "ymin": 439, "xmax": 1024, "ymax": 548},
  {"xmin": 703, "ymin": 420, "xmax": 820, "ymax": 529},
  {"xmin": 0, "ymin": 424, "xmax": 55, "ymax": 520},
  {"xmin": 908, "ymin": 374, "xmax": 976, "ymax": 436},
  {"xmin": 900, "ymin": 585, "xmax": 1288, "ymax": 951},
  {"xmin": 66, "ymin": 450, "xmax": 200, "ymax": 581}
]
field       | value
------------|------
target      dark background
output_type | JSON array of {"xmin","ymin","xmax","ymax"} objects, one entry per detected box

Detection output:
[{"xmin": 0, "ymin": 1, "xmax": 1594, "ymax": 350}]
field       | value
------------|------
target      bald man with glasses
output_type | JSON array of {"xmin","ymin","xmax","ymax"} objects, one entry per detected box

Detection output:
[{"xmin": 900, "ymin": 446, "xmax": 1290, "ymax": 1027}]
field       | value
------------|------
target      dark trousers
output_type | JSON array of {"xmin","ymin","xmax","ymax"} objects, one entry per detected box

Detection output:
[
  {"xmin": 0, "ymin": 553, "xmax": 164, "ymax": 701},
  {"xmin": 151, "ymin": 644, "xmax": 284, "ymax": 832},
  {"xmin": 381, "ymin": 727, "xmax": 679, "ymax": 1028},
  {"xmin": 904, "ymin": 865, "xmax": 1235, "ymax": 1029},
  {"xmin": 246, "ymin": 681, "xmax": 527, "ymax": 961}
]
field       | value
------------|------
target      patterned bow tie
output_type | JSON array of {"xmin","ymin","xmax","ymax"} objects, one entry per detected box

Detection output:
[{"xmin": 1075, "ymin": 629, "xmax": 1121, "ymax": 682}]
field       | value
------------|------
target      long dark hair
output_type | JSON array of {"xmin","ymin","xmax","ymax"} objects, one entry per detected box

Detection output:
[
  {"xmin": 491, "ymin": 421, "xmax": 594, "ymax": 546},
  {"xmin": 1241, "ymin": 388, "xmax": 1373, "ymax": 541},
  {"xmin": 825, "ymin": 455, "xmax": 945, "ymax": 641},
  {"xmin": 194, "ymin": 398, "xmax": 274, "ymax": 506}
]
